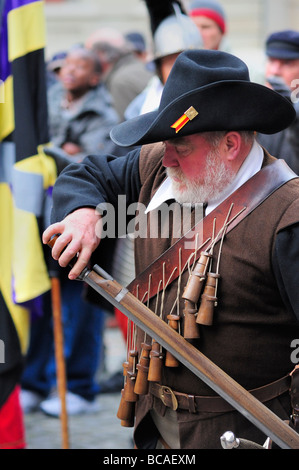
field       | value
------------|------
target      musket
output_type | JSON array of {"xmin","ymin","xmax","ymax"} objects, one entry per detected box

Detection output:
[{"xmin": 47, "ymin": 238, "xmax": 299, "ymax": 449}]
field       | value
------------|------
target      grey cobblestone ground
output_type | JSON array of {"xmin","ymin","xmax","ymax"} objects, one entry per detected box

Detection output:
[{"xmin": 24, "ymin": 326, "xmax": 134, "ymax": 450}]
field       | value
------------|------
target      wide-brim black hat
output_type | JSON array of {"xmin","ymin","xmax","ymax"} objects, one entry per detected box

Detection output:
[{"xmin": 110, "ymin": 49, "xmax": 295, "ymax": 147}]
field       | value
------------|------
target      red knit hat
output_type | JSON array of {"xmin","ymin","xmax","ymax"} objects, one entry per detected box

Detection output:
[{"xmin": 189, "ymin": 0, "xmax": 226, "ymax": 34}]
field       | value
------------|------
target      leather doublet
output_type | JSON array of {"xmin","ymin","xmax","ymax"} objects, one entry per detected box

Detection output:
[{"xmin": 132, "ymin": 142, "xmax": 299, "ymax": 448}]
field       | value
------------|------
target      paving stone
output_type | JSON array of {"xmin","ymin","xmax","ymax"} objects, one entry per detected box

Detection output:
[{"xmin": 24, "ymin": 327, "xmax": 134, "ymax": 450}]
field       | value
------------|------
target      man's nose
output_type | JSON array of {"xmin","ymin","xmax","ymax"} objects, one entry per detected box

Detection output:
[
  {"xmin": 268, "ymin": 59, "xmax": 282, "ymax": 76},
  {"xmin": 162, "ymin": 146, "xmax": 179, "ymax": 167}
]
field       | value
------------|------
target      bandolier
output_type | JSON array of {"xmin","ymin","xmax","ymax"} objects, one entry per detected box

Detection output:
[{"xmin": 117, "ymin": 142, "xmax": 299, "ymax": 449}]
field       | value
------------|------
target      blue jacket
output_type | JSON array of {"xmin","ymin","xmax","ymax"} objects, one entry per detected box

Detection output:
[{"xmin": 48, "ymin": 82, "xmax": 120, "ymax": 160}]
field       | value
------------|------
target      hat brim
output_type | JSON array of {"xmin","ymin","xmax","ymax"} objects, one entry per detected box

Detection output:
[{"xmin": 110, "ymin": 80, "xmax": 295, "ymax": 147}]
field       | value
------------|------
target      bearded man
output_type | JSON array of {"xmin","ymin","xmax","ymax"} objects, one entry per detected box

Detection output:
[{"xmin": 43, "ymin": 49, "xmax": 299, "ymax": 449}]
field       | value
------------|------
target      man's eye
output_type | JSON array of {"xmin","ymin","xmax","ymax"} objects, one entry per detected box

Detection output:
[{"xmin": 176, "ymin": 146, "xmax": 190, "ymax": 156}]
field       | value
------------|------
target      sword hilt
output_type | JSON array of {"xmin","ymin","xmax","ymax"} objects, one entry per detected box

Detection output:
[{"xmin": 220, "ymin": 431, "xmax": 267, "ymax": 449}]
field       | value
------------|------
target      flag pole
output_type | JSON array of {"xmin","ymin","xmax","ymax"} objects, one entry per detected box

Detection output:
[{"xmin": 50, "ymin": 276, "xmax": 69, "ymax": 449}]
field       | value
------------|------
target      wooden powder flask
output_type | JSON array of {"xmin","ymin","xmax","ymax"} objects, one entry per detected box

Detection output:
[
  {"xmin": 116, "ymin": 360, "xmax": 128, "ymax": 413},
  {"xmin": 182, "ymin": 251, "xmax": 212, "ymax": 304},
  {"xmin": 165, "ymin": 314, "xmax": 180, "ymax": 367},
  {"xmin": 117, "ymin": 388, "xmax": 135, "ymax": 427},
  {"xmin": 182, "ymin": 251, "xmax": 212, "ymax": 339},
  {"xmin": 196, "ymin": 272, "xmax": 220, "ymax": 326},
  {"xmin": 121, "ymin": 359, "xmax": 129, "ymax": 383},
  {"xmin": 183, "ymin": 298, "xmax": 201, "ymax": 339},
  {"xmin": 134, "ymin": 342, "xmax": 151, "ymax": 395},
  {"xmin": 117, "ymin": 356, "xmax": 136, "ymax": 425},
  {"xmin": 123, "ymin": 349, "xmax": 139, "ymax": 402},
  {"xmin": 148, "ymin": 339, "xmax": 164, "ymax": 382}
]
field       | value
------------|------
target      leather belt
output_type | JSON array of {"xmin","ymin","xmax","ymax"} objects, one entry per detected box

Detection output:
[{"xmin": 150, "ymin": 375, "xmax": 290, "ymax": 413}]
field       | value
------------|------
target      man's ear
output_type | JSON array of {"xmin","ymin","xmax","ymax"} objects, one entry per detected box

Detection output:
[{"xmin": 223, "ymin": 132, "xmax": 242, "ymax": 161}]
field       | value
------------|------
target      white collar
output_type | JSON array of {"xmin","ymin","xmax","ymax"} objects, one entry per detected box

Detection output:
[{"xmin": 145, "ymin": 140, "xmax": 264, "ymax": 215}]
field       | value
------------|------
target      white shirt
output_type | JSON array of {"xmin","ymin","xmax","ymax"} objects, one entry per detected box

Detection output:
[{"xmin": 145, "ymin": 140, "xmax": 264, "ymax": 215}]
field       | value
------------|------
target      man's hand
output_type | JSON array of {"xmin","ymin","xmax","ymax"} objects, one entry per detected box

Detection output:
[
  {"xmin": 61, "ymin": 142, "xmax": 82, "ymax": 156},
  {"xmin": 42, "ymin": 208, "xmax": 102, "ymax": 280},
  {"xmin": 266, "ymin": 75, "xmax": 291, "ymax": 101}
]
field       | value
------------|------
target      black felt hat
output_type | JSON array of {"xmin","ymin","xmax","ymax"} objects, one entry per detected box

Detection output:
[{"xmin": 110, "ymin": 49, "xmax": 296, "ymax": 147}]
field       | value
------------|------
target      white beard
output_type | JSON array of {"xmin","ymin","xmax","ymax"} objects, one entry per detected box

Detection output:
[{"xmin": 166, "ymin": 149, "xmax": 236, "ymax": 205}]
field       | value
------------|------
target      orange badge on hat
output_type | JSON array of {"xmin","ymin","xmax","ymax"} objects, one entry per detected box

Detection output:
[{"xmin": 171, "ymin": 106, "xmax": 198, "ymax": 133}]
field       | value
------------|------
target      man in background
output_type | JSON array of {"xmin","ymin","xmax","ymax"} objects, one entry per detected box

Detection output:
[
  {"xmin": 86, "ymin": 28, "xmax": 153, "ymax": 122},
  {"xmin": 188, "ymin": 0, "xmax": 229, "ymax": 51},
  {"xmin": 47, "ymin": 46, "xmax": 119, "ymax": 161},
  {"xmin": 258, "ymin": 30, "xmax": 299, "ymax": 174}
]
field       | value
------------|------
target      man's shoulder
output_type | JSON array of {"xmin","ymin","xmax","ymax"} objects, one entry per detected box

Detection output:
[
  {"xmin": 274, "ymin": 177, "xmax": 299, "ymax": 231},
  {"xmin": 112, "ymin": 54, "xmax": 153, "ymax": 89},
  {"xmin": 47, "ymin": 81, "xmax": 64, "ymax": 109},
  {"xmin": 139, "ymin": 142, "xmax": 165, "ymax": 184}
]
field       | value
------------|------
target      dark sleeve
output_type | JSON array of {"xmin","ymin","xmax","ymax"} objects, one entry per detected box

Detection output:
[
  {"xmin": 273, "ymin": 223, "xmax": 299, "ymax": 321},
  {"xmin": 51, "ymin": 148, "xmax": 142, "ymax": 223},
  {"xmin": 285, "ymin": 102, "xmax": 299, "ymax": 175}
]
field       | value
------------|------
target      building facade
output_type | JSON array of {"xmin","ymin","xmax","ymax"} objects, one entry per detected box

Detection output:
[{"xmin": 44, "ymin": 0, "xmax": 299, "ymax": 76}]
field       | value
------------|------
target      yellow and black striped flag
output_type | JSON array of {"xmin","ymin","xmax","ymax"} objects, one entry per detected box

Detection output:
[{"xmin": 0, "ymin": 0, "xmax": 56, "ymax": 406}]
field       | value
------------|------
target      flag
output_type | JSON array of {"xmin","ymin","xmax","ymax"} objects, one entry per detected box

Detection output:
[{"xmin": 0, "ymin": 0, "xmax": 56, "ymax": 405}]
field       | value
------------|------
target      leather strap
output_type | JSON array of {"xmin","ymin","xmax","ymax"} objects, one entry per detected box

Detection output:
[
  {"xmin": 290, "ymin": 366, "xmax": 299, "ymax": 432},
  {"xmin": 150, "ymin": 375, "xmax": 291, "ymax": 413},
  {"xmin": 128, "ymin": 159, "xmax": 297, "ymax": 302}
]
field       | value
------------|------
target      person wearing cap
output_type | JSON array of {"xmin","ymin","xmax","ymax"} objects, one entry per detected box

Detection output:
[
  {"xmin": 43, "ymin": 49, "xmax": 299, "ymax": 449},
  {"xmin": 47, "ymin": 46, "xmax": 120, "ymax": 161},
  {"xmin": 188, "ymin": 0, "xmax": 229, "ymax": 51},
  {"xmin": 257, "ymin": 30, "xmax": 299, "ymax": 174},
  {"xmin": 46, "ymin": 51, "xmax": 67, "ymax": 88},
  {"xmin": 101, "ymin": 1, "xmax": 203, "ymax": 395},
  {"xmin": 106, "ymin": 0, "xmax": 204, "ymax": 392},
  {"xmin": 125, "ymin": 32, "xmax": 149, "ymax": 63},
  {"xmin": 264, "ymin": 30, "xmax": 299, "ymax": 90},
  {"xmin": 86, "ymin": 28, "xmax": 153, "ymax": 122},
  {"xmin": 125, "ymin": 0, "xmax": 203, "ymax": 118}
]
